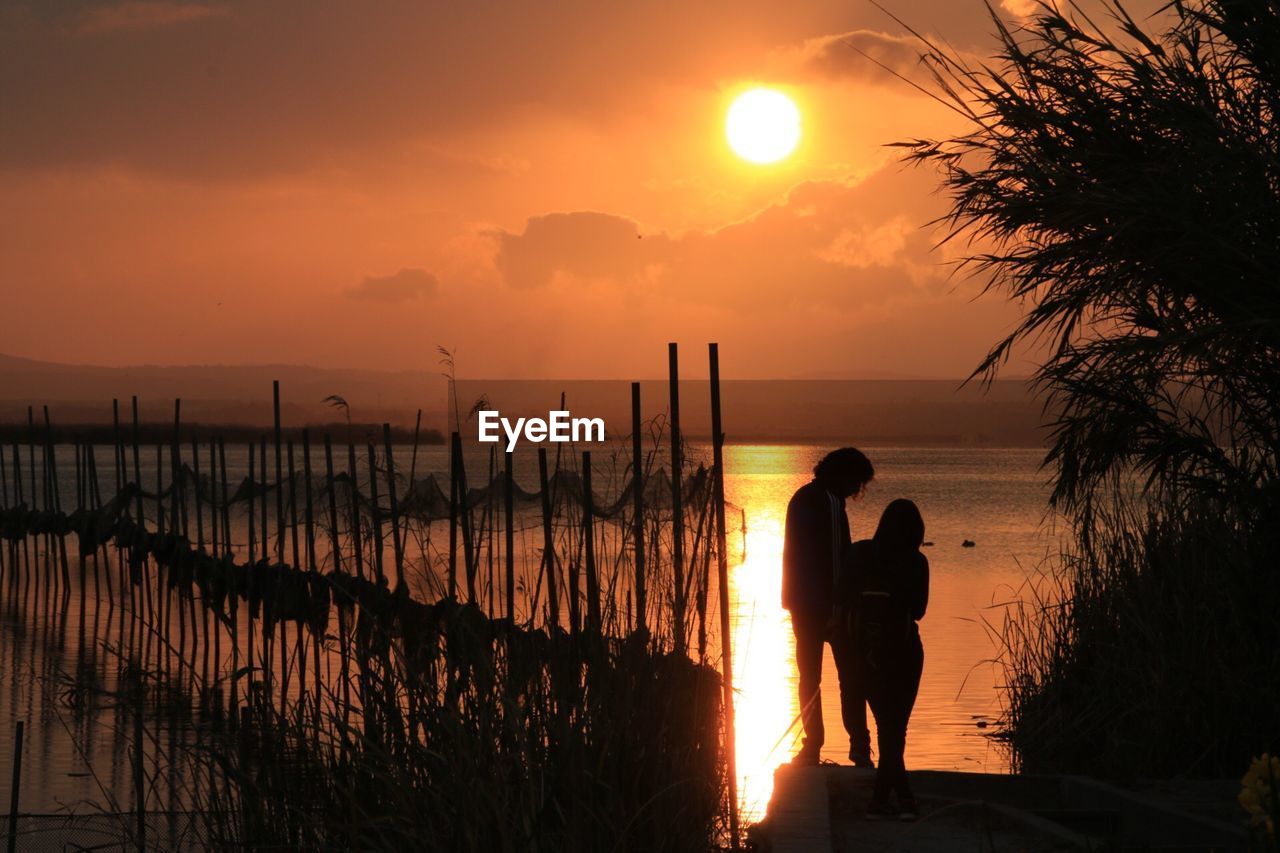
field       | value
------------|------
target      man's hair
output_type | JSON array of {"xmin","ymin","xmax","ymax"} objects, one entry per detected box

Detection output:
[{"xmin": 813, "ymin": 447, "xmax": 874, "ymax": 492}]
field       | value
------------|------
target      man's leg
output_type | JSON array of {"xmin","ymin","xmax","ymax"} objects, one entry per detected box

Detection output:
[
  {"xmin": 832, "ymin": 634, "xmax": 872, "ymax": 764},
  {"xmin": 792, "ymin": 613, "xmax": 825, "ymax": 760}
]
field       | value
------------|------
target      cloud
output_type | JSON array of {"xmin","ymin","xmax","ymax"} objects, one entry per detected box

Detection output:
[
  {"xmin": 494, "ymin": 213, "xmax": 672, "ymax": 290},
  {"xmin": 345, "ymin": 268, "xmax": 437, "ymax": 303},
  {"xmin": 1000, "ymin": 0, "xmax": 1041, "ymax": 18},
  {"xmin": 77, "ymin": 2, "xmax": 226, "ymax": 34},
  {"xmin": 490, "ymin": 165, "xmax": 952, "ymax": 311},
  {"xmin": 783, "ymin": 29, "xmax": 926, "ymax": 84}
]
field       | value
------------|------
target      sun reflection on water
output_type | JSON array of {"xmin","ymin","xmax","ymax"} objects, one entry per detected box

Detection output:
[
  {"xmin": 724, "ymin": 445, "xmax": 808, "ymax": 823},
  {"xmin": 730, "ymin": 509, "xmax": 799, "ymax": 822}
]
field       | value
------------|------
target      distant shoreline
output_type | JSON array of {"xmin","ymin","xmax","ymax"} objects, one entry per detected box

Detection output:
[
  {"xmin": 0, "ymin": 422, "xmax": 447, "ymax": 446},
  {"xmin": 0, "ymin": 422, "xmax": 1046, "ymax": 449}
]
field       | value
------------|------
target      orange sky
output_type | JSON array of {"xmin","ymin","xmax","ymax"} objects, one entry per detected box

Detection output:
[{"xmin": 0, "ymin": 0, "xmax": 1165, "ymax": 379}]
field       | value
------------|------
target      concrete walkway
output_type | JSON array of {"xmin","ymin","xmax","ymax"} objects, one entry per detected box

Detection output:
[{"xmin": 761, "ymin": 765, "xmax": 1249, "ymax": 853}]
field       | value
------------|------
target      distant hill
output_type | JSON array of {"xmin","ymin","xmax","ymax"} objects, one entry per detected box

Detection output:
[{"xmin": 0, "ymin": 355, "xmax": 1048, "ymax": 446}]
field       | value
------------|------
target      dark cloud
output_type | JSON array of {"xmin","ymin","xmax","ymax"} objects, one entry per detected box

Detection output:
[
  {"xmin": 494, "ymin": 213, "xmax": 672, "ymax": 290},
  {"xmin": 77, "ymin": 2, "xmax": 226, "ymax": 34},
  {"xmin": 491, "ymin": 165, "xmax": 949, "ymax": 310},
  {"xmin": 345, "ymin": 268, "xmax": 437, "ymax": 303}
]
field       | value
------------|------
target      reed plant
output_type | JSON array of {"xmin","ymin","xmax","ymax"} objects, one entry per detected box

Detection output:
[
  {"xmin": 900, "ymin": 0, "xmax": 1280, "ymax": 777},
  {"xmin": 0, "ymin": 394, "xmax": 733, "ymax": 850}
]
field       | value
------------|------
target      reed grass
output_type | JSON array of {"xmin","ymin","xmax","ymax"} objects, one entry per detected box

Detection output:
[
  {"xmin": 990, "ymin": 498, "xmax": 1280, "ymax": 777},
  {"xmin": 0, "ymin": 397, "xmax": 735, "ymax": 850},
  {"xmin": 899, "ymin": 0, "xmax": 1280, "ymax": 779}
]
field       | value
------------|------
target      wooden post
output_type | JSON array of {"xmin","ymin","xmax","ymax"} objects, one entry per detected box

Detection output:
[
  {"xmin": 709, "ymin": 342, "xmax": 740, "ymax": 850},
  {"xmin": 323, "ymin": 434, "xmax": 352, "ymax": 741},
  {"xmin": 346, "ymin": 441, "xmax": 365, "ymax": 581},
  {"xmin": 219, "ymin": 438, "xmax": 235, "ymax": 725},
  {"xmin": 170, "ymin": 401, "xmax": 185, "ymax": 678},
  {"xmin": 504, "ymin": 449, "xmax": 515, "ymax": 623},
  {"xmin": 537, "ymin": 448, "xmax": 558, "ymax": 630},
  {"xmin": 286, "ymin": 440, "xmax": 301, "ymax": 703},
  {"xmin": 272, "ymin": 381, "xmax": 285, "ymax": 561},
  {"xmin": 112, "ymin": 399, "xmax": 124, "ymax": 495},
  {"xmin": 42, "ymin": 408, "xmax": 70, "ymax": 594},
  {"xmin": 194, "ymin": 435, "xmax": 208, "ymax": 691},
  {"xmin": 582, "ymin": 451, "xmax": 600, "ymax": 632},
  {"xmin": 448, "ymin": 433, "xmax": 459, "ymax": 600},
  {"xmin": 288, "ymin": 441, "xmax": 301, "ymax": 570},
  {"xmin": 668, "ymin": 343, "xmax": 687, "ymax": 655},
  {"xmin": 381, "ymin": 424, "xmax": 404, "ymax": 590},
  {"xmin": 130, "ymin": 398, "xmax": 148, "ymax": 663},
  {"xmin": 631, "ymin": 382, "xmax": 646, "ymax": 635},
  {"xmin": 451, "ymin": 433, "xmax": 476, "ymax": 602},
  {"xmin": 155, "ymin": 443, "xmax": 168, "ymax": 675},
  {"xmin": 247, "ymin": 442, "xmax": 258, "ymax": 693},
  {"xmin": 364, "ymin": 443, "xmax": 384, "ymax": 586},
  {"xmin": 407, "ymin": 409, "xmax": 423, "ymax": 487},
  {"xmin": 86, "ymin": 442, "xmax": 105, "ymax": 602}
]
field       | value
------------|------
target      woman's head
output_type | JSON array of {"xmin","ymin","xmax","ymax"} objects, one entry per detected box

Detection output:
[
  {"xmin": 874, "ymin": 499, "xmax": 925, "ymax": 552},
  {"xmin": 813, "ymin": 447, "xmax": 874, "ymax": 499}
]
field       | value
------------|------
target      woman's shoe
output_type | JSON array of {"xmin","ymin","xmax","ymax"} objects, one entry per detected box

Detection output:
[
  {"xmin": 898, "ymin": 797, "xmax": 920, "ymax": 821},
  {"xmin": 864, "ymin": 797, "xmax": 896, "ymax": 821}
]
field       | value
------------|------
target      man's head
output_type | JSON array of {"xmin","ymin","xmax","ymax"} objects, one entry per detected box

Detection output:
[{"xmin": 813, "ymin": 447, "xmax": 874, "ymax": 499}]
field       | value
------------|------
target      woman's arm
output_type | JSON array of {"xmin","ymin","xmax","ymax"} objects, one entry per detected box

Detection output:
[{"xmin": 909, "ymin": 554, "xmax": 930, "ymax": 621}]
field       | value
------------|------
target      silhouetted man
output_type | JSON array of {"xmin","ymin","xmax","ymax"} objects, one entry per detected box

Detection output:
[{"xmin": 783, "ymin": 447, "xmax": 875, "ymax": 766}]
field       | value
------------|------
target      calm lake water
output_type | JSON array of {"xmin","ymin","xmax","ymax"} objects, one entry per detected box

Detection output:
[
  {"xmin": 722, "ymin": 445, "xmax": 1057, "ymax": 820},
  {"xmin": 0, "ymin": 443, "xmax": 1056, "ymax": 827}
]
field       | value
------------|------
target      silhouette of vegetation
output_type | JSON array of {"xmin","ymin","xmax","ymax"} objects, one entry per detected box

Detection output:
[
  {"xmin": 0, "ymin": 422, "xmax": 443, "ymax": 446},
  {"xmin": 903, "ymin": 0, "xmax": 1280, "ymax": 776}
]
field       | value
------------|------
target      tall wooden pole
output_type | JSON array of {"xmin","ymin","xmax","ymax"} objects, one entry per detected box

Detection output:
[
  {"xmin": 631, "ymin": 382, "xmax": 646, "ymax": 635},
  {"xmin": 537, "ymin": 448, "xmax": 558, "ymax": 630},
  {"xmin": 668, "ymin": 343, "xmax": 686, "ymax": 655},
  {"xmin": 448, "ymin": 433, "xmax": 459, "ymax": 600},
  {"xmin": 381, "ymin": 424, "xmax": 404, "ymax": 591},
  {"xmin": 504, "ymin": 449, "xmax": 515, "ymax": 624},
  {"xmin": 582, "ymin": 451, "xmax": 600, "ymax": 631},
  {"xmin": 709, "ymin": 342, "xmax": 740, "ymax": 849}
]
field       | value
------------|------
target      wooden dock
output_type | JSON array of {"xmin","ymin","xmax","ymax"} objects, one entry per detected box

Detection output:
[{"xmin": 760, "ymin": 765, "xmax": 1249, "ymax": 852}]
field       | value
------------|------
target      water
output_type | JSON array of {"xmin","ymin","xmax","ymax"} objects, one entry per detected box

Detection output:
[
  {"xmin": 0, "ymin": 442, "xmax": 1056, "ymax": 827},
  {"xmin": 723, "ymin": 445, "xmax": 1057, "ymax": 820}
]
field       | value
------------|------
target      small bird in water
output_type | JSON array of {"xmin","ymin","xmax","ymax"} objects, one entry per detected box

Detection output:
[{"xmin": 962, "ymin": 539, "xmax": 975, "ymax": 548}]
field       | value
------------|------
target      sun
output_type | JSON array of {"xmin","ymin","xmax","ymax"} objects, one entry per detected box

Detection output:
[{"xmin": 726, "ymin": 88, "xmax": 801, "ymax": 165}]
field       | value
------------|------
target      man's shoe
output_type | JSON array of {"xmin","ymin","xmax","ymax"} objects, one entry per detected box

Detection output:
[
  {"xmin": 898, "ymin": 797, "xmax": 920, "ymax": 821},
  {"xmin": 848, "ymin": 747, "xmax": 875, "ymax": 769},
  {"xmin": 790, "ymin": 746, "xmax": 820, "ymax": 766},
  {"xmin": 864, "ymin": 797, "xmax": 896, "ymax": 821}
]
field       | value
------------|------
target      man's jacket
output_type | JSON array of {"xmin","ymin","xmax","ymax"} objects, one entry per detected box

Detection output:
[{"xmin": 782, "ymin": 480, "xmax": 849, "ymax": 618}]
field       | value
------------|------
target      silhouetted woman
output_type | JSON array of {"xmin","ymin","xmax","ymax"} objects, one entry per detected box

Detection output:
[{"xmin": 838, "ymin": 498, "xmax": 928, "ymax": 820}]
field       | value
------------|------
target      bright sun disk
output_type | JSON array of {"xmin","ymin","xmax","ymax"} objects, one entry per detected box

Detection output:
[{"xmin": 726, "ymin": 88, "xmax": 801, "ymax": 164}]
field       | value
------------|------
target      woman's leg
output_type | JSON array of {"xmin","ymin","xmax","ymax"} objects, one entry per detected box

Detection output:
[
  {"xmin": 866, "ymin": 673, "xmax": 901, "ymax": 802},
  {"xmin": 892, "ymin": 639, "xmax": 925, "ymax": 800}
]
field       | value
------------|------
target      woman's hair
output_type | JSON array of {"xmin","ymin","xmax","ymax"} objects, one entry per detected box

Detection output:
[
  {"xmin": 813, "ymin": 447, "xmax": 874, "ymax": 494},
  {"xmin": 873, "ymin": 498, "xmax": 925, "ymax": 552}
]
